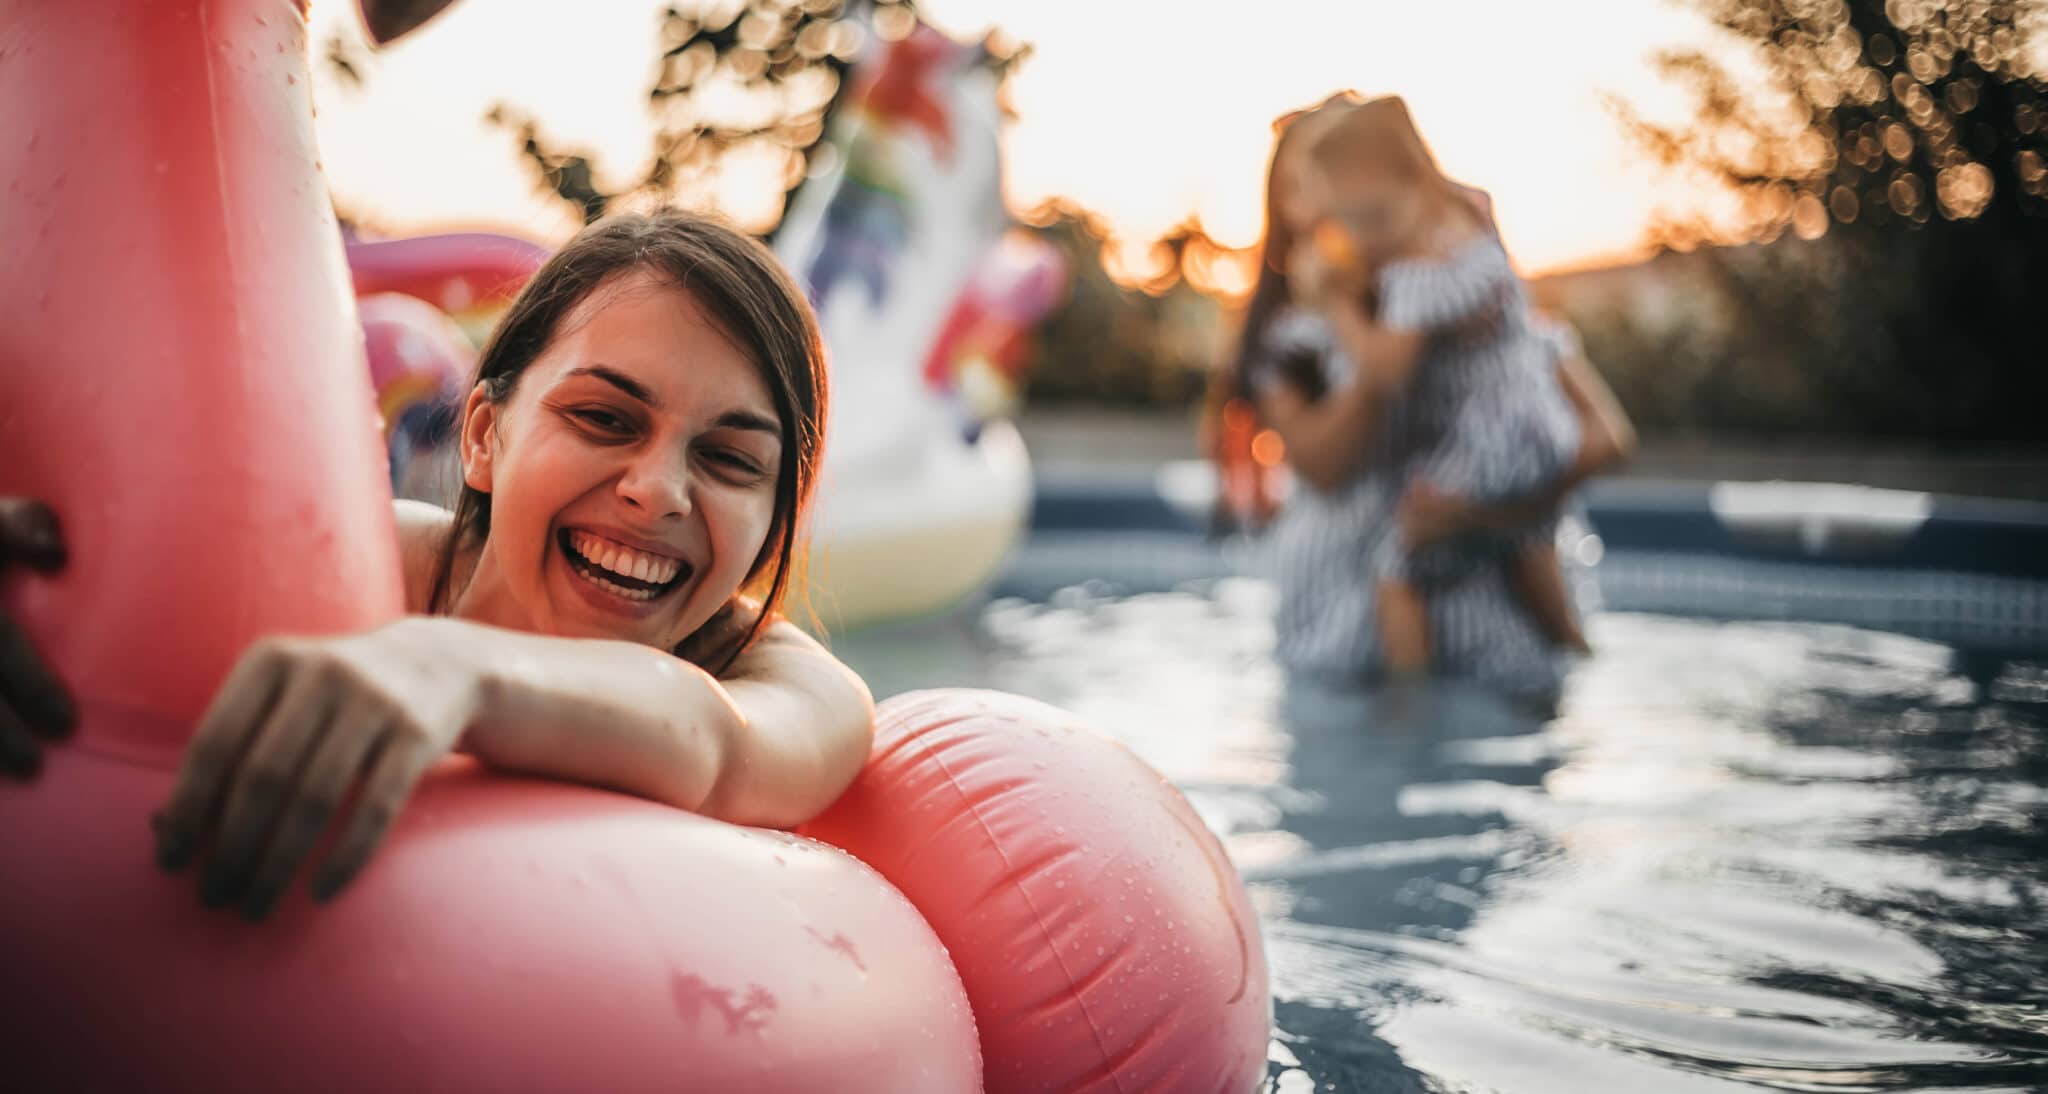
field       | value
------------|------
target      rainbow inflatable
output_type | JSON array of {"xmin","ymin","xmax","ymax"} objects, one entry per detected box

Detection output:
[{"xmin": 0, "ymin": 2, "xmax": 1267, "ymax": 1090}]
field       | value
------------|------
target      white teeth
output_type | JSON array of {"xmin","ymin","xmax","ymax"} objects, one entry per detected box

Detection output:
[{"xmin": 567, "ymin": 529, "xmax": 682, "ymax": 589}]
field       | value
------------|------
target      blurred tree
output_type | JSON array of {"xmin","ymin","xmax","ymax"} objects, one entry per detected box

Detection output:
[
  {"xmin": 1609, "ymin": 0, "xmax": 2048, "ymax": 441},
  {"xmin": 485, "ymin": 0, "xmax": 915, "ymax": 227},
  {"xmin": 1019, "ymin": 202, "xmax": 1222, "ymax": 407}
]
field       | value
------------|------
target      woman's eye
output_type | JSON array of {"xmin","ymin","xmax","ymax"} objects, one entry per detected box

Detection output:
[
  {"xmin": 711, "ymin": 450, "xmax": 761, "ymax": 473},
  {"xmin": 572, "ymin": 408, "xmax": 630, "ymax": 433},
  {"xmin": 703, "ymin": 448, "xmax": 769, "ymax": 481}
]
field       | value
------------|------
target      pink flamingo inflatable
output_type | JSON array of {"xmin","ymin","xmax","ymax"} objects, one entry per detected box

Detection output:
[{"xmin": 0, "ymin": 2, "xmax": 1269, "ymax": 1090}]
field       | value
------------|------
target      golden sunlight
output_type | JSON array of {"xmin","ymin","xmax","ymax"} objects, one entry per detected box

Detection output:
[{"xmin": 307, "ymin": 0, "xmax": 1729, "ymax": 275}]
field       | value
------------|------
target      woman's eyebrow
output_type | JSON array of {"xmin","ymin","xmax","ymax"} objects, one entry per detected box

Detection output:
[
  {"xmin": 565, "ymin": 365, "xmax": 658, "ymax": 407},
  {"xmin": 715, "ymin": 409, "xmax": 781, "ymax": 437}
]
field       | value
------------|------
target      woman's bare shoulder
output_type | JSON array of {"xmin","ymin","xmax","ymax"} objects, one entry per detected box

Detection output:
[{"xmin": 392, "ymin": 499, "xmax": 453, "ymax": 613}]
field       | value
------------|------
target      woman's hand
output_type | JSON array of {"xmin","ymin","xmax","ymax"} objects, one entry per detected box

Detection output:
[
  {"xmin": 154, "ymin": 616, "xmax": 483, "ymax": 920},
  {"xmin": 0, "ymin": 499, "xmax": 74, "ymax": 778},
  {"xmin": 1396, "ymin": 477, "xmax": 1485, "ymax": 551},
  {"xmin": 1284, "ymin": 238, "xmax": 1339, "ymax": 311}
]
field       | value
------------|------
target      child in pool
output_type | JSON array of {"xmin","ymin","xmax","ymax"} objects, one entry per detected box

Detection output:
[
  {"xmin": 16, "ymin": 209, "xmax": 872, "ymax": 919},
  {"xmin": 1290, "ymin": 97, "xmax": 1591, "ymax": 675}
]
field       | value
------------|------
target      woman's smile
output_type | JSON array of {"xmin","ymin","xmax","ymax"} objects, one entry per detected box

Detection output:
[{"xmin": 556, "ymin": 527, "xmax": 692, "ymax": 608}]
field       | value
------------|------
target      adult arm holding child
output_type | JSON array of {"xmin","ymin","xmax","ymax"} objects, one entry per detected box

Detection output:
[
  {"xmin": 1250, "ymin": 247, "xmax": 1426, "ymax": 494},
  {"xmin": 1396, "ymin": 336, "xmax": 1638, "ymax": 550}
]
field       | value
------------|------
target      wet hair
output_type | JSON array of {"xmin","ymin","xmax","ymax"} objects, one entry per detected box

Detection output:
[{"xmin": 426, "ymin": 209, "xmax": 827, "ymax": 672}]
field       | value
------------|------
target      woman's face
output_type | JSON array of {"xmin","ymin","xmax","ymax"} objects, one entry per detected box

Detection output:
[{"xmin": 458, "ymin": 270, "xmax": 783, "ymax": 651}]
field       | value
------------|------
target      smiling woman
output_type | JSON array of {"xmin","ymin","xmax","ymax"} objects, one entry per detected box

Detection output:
[{"xmin": 148, "ymin": 209, "xmax": 869, "ymax": 911}]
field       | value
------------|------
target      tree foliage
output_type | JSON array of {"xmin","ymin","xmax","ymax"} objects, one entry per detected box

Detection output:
[
  {"xmin": 486, "ymin": 0, "xmax": 916, "ymax": 226},
  {"xmin": 1601, "ymin": 0, "xmax": 2048, "ymax": 440},
  {"xmin": 1616, "ymin": 0, "xmax": 2048, "ymax": 238},
  {"xmin": 1019, "ymin": 203, "xmax": 1221, "ymax": 407}
]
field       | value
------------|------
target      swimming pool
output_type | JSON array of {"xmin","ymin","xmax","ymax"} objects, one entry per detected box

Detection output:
[{"xmin": 830, "ymin": 476, "xmax": 2048, "ymax": 1092}]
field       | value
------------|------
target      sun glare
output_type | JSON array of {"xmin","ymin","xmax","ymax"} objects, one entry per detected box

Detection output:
[{"xmin": 307, "ymin": 0, "xmax": 1726, "ymax": 275}]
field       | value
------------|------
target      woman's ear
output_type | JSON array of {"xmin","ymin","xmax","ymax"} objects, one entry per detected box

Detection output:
[{"xmin": 459, "ymin": 381, "xmax": 498, "ymax": 494}]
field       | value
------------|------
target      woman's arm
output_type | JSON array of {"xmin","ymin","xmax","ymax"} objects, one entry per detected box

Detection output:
[
  {"xmin": 460, "ymin": 614, "xmax": 873, "ymax": 830},
  {"xmin": 1396, "ymin": 350, "xmax": 1638, "ymax": 547},
  {"xmin": 1555, "ymin": 344, "xmax": 1638, "ymax": 482},
  {"xmin": 1252, "ymin": 298, "xmax": 1422, "ymax": 495},
  {"xmin": 155, "ymin": 608, "xmax": 873, "ymax": 918}
]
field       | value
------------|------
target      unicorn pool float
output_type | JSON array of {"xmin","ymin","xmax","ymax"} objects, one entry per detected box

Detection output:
[
  {"xmin": 344, "ymin": 17, "xmax": 1063, "ymax": 632},
  {"xmin": 771, "ymin": 20, "xmax": 1063, "ymax": 632},
  {"xmin": 0, "ymin": 1, "xmax": 1267, "ymax": 1090}
]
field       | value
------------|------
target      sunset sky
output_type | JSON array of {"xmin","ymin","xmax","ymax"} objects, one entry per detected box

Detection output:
[{"xmin": 306, "ymin": 0, "xmax": 1740, "ymax": 275}]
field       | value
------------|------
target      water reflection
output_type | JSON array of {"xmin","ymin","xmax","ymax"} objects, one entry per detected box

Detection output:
[{"xmin": 829, "ymin": 584, "xmax": 2048, "ymax": 1092}]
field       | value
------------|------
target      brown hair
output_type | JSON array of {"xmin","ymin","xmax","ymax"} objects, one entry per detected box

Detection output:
[
  {"xmin": 1230, "ymin": 92, "xmax": 1361, "ymax": 398},
  {"xmin": 427, "ymin": 209, "xmax": 827, "ymax": 673}
]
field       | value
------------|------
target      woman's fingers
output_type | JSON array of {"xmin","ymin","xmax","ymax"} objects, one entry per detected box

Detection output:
[
  {"xmin": 196, "ymin": 673, "xmax": 339, "ymax": 908},
  {"xmin": 0, "ymin": 613, "xmax": 75, "ymax": 739},
  {"xmin": 235, "ymin": 709, "xmax": 390, "ymax": 921},
  {"xmin": 0, "ymin": 498, "xmax": 65, "ymax": 572},
  {"xmin": 0, "ymin": 701, "xmax": 46, "ymax": 777},
  {"xmin": 0, "ymin": 498, "xmax": 69, "ymax": 780},
  {"xmin": 310, "ymin": 734, "xmax": 436, "ymax": 903},
  {"xmin": 155, "ymin": 649, "xmax": 288, "ymax": 870}
]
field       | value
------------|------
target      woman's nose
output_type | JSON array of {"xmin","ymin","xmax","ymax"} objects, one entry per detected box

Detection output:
[{"xmin": 617, "ymin": 450, "xmax": 691, "ymax": 519}]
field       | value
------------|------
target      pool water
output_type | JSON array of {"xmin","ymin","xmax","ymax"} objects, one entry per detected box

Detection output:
[{"xmin": 831, "ymin": 580, "xmax": 2048, "ymax": 1092}]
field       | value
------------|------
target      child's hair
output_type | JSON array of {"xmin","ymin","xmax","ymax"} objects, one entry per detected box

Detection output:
[
  {"xmin": 1305, "ymin": 96, "xmax": 1481, "ymax": 248},
  {"xmin": 1230, "ymin": 92, "xmax": 1362, "ymax": 399},
  {"xmin": 426, "ymin": 209, "xmax": 827, "ymax": 672}
]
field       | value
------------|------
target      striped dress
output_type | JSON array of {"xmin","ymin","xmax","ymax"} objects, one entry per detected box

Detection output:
[
  {"xmin": 1247, "ymin": 251, "xmax": 1579, "ymax": 706},
  {"xmin": 1369, "ymin": 235, "xmax": 1582, "ymax": 585}
]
